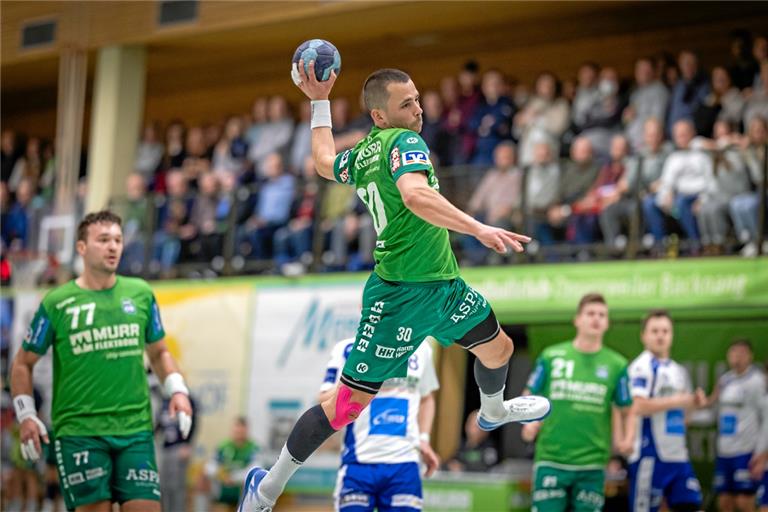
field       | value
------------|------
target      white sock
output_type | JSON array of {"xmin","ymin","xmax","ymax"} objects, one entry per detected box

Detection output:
[
  {"xmin": 479, "ymin": 387, "xmax": 506, "ymax": 419},
  {"xmin": 259, "ymin": 445, "xmax": 303, "ymax": 504}
]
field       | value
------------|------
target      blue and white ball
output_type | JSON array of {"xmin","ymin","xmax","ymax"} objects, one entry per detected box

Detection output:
[{"xmin": 291, "ymin": 39, "xmax": 341, "ymax": 84}]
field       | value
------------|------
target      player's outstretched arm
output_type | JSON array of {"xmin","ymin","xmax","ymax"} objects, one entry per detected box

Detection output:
[
  {"xmin": 10, "ymin": 349, "xmax": 50, "ymax": 460},
  {"xmin": 396, "ymin": 172, "xmax": 530, "ymax": 254},
  {"xmin": 146, "ymin": 340, "xmax": 193, "ymax": 438},
  {"xmin": 294, "ymin": 59, "xmax": 338, "ymax": 181}
]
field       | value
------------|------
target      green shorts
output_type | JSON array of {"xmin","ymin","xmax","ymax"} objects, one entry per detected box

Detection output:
[
  {"xmin": 54, "ymin": 431, "xmax": 160, "ymax": 510},
  {"xmin": 532, "ymin": 464, "xmax": 605, "ymax": 512},
  {"xmin": 341, "ymin": 273, "xmax": 496, "ymax": 388}
]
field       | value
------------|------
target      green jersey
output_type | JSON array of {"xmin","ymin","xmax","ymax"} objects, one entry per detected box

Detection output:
[
  {"xmin": 332, "ymin": 126, "xmax": 459, "ymax": 282},
  {"xmin": 527, "ymin": 341, "xmax": 632, "ymax": 469},
  {"xmin": 22, "ymin": 277, "xmax": 165, "ymax": 437}
]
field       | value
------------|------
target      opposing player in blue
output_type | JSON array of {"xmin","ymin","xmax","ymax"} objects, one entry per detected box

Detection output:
[
  {"xmin": 709, "ymin": 339, "xmax": 767, "ymax": 512},
  {"xmin": 627, "ymin": 310, "xmax": 706, "ymax": 512},
  {"xmin": 319, "ymin": 337, "xmax": 440, "ymax": 511},
  {"xmin": 237, "ymin": 55, "xmax": 549, "ymax": 512}
]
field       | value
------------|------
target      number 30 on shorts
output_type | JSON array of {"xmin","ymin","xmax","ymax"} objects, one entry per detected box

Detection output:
[{"xmin": 397, "ymin": 327, "xmax": 412, "ymax": 342}]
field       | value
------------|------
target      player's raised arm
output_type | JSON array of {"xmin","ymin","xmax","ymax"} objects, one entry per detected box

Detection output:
[{"xmin": 293, "ymin": 59, "xmax": 338, "ymax": 181}]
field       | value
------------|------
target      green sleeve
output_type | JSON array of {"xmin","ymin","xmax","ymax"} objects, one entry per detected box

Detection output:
[
  {"xmin": 332, "ymin": 149, "xmax": 356, "ymax": 185},
  {"xmin": 389, "ymin": 131, "xmax": 432, "ymax": 182},
  {"xmin": 22, "ymin": 303, "xmax": 55, "ymax": 355},
  {"xmin": 612, "ymin": 365, "xmax": 633, "ymax": 407},
  {"xmin": 146, "ymin": 294, "xmax": 166, "ymax": 343}
]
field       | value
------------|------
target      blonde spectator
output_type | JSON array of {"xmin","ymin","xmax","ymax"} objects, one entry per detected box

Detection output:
[{"xmin": 515, "ymin": 72, "xmax": 570, "ymax": 166}]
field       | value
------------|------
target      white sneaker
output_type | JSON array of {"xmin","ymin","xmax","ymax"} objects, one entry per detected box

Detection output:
[
  {"xmin": 477, "ymin": 395, "xmax": 551, "ymax": 431},
  {"xmin": 238, "ymin": 467, "xmax": 274, "ymax": 512}
]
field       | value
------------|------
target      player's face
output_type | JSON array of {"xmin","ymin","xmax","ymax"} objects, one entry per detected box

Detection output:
[
  {"xmin": 382, "ymin": 80, "xmax": 423, "ymax": 132},
  {"xmin": 77, "ymin": 222, "xmax": 123, "ymax": 274},
  {"xmin": 641, "ymin": 316, "xmax": 673, "ymax": 358},
  {"xmin": 574, "ymin": 303, "xmax": 609, "ymax": 337},
  {"xmin": 727, "ymin": 345, "xmax": 753, "ymax": 372}
]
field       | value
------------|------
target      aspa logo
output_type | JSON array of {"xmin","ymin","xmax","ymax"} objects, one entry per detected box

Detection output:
[
  {"xmin": 359, "ymin": 141, "xmax": 381, "ymax": 159},
  {"xmin": 126, "ymin": 468, "xmax": 159, "ymax": 483}
]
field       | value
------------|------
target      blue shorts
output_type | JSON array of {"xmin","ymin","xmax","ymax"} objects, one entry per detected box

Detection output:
[
  {"xmin": 715, "ymin": 454, "xmax": 760, "ymax": 495},
  {"xmin": 629, "ymin": 457, "xmax": 702, "ymax": 512},
  {"xmin": 335, "ymin": 462, "xmax": 422, "ymax": 511}
]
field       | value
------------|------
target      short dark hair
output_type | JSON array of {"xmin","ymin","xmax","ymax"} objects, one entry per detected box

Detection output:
[
  {"xmin": 729, "ymin": 337, "xmax": 753, "ymax": 352},
  {"xmin": 235, "ymin": 416, "xmax": 248, "ymax": 427},
  {"xmin": 642, "ymin": 309, "xmax": 672, "ymax": 331},
  {"xmin": 77, "ymin": 210, "xmax": 122, "ymax": 241},
  {"xmin": 362, "ymin": 68, "xmax": 411, "ymax": 111},
  {"xmin": 577, "ymin": 293, "xmax": 606, "ymax": 313}
]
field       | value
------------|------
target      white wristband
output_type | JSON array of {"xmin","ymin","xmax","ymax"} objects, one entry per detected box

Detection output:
[
  {"xmin": 13, "ymin": 394, "xmax": 37, "ymax": 422},
  {"xmin": 164, "ymin": 373, "xmax": 189, "ymax": 397},
  {"xmin": 419, "ymin": 432, "xmax": 431, "ymax": 443},
  {"xmin": 311, "ymin": 100, "xmax": 332, "ymax": 129}
]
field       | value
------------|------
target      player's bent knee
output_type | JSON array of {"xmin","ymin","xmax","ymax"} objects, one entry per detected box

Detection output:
[{"xmin": 330, "ymin": 384, "xmax": 365, "ymax": 430}]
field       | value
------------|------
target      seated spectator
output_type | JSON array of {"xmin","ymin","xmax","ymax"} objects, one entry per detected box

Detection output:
[
  {"xmin": 288, "ymin": 101, "xmax": 311, "ymax": 174},
  {"xmin": 331, "ymin": 97, "xmax": 368, "ymax": 152},
  {"xmin": 694, "ymin": 67, "xmax": 745, "ymax": 137},
  {"xmin": 117, "ymin": 173, "xmax": 150, "ymax": 275},
  {"xmin": 182, "ymin": 126, "xmax": 212, "ymax": 188},
  {"xmin": 601, "ymin": 118, "xmax": 671, "ymax": 249},
  {"xmin": 468, "ymin": 69, "xmax": 515, "ymax": 165},
  {"xmin": 461, "ymin": 142, "xmax": 521, "ymax": 264},
  {"xmin": 185, "ymin": 172, "xmax": 224, "ymax": 263},
  {"xmin": 0, "ymin": 178, "xmax": 35, "ymax": 250},
  {"xmin": 135, "ymin": 122, "xmax": 164, "ymax": 185},
  {"xmin": 8, "ymin": 137, "xmax": 42, "ymax": 193},
  {"xmin": 213, "ymin": 116, "xmax": 249, "ymax": 179},
  {"xmin": 197, "ymin": 417, "xmax": 260, "ymax": 512},
  {"xmin": 727, "ymin": 29, "xmax": 760, "ymax": 90},
  {"xmin": 624, "ymin": 57, "xmax": 669, "ymax": 152},
  {"xmin": 744, "ymin": 62, "xmax": 768, "ymax": 127},
  {"xmin": 546, "ymin": 137, "xmax": 600, "ymax": 243},
  {"xmin": 453, "ymin": 60, "xmax": 482, "ymax": 164},
  {"xmin": 164, "ymin": 121, "xmax": 187, "ymax": 171},
  {"xmin": 570, "ymin": 134, "xmax": 631, "ymax": 245},
  {"xmin": 274, "ymin": 155, "xmax": 320, "ymax": 272},
  {"xmin": 239, "ymin": 153, "xmax": 295, "ymax": 260},
  {"xmin": 695, "ymin": 121, "xmax": 751, "ymax": 255},
  {"xmin": 523, "ymin": 141, "xmax": 561, "ymax": 246},
  {"xmin": 752, "ymin": 36, "xmax": 767, "ymax": 89},
  {"xmin": 152, "ymin": 170, "xmax": 193, "ymax": 277},
  {"xmin": 445, "ymin": 410, "xmax": 498, "ymax": 473},
  {"xmin": 248, "ymin": 96, "xmax": 295, "ymax": 176},
  {"xmin": 245, "ymin": 97, "xmax": 269, "ymax": 151},
  {"xmin": 516, "ymin": 72, "xmax": 570, "ymax": 166},
  {"xmin": 643, "ymin": 120, "xmax": 711, "ymax": 251},
  {"xmin": 579, "ymin": 67, "xmax": 624, "ymax": 160},
  {"xmin": 667, "ymin": 50, "xmax": 709, "ymax": 134},
  {"xmin": 420, "ymin": 90, "xmax": 451, "ymax": 167},
  {"xmin": 571, "ymin": 62, "xmax": 601, "ymax": 134},
  {"xmin": 730, "ymin": 116, "xmax": 768, "ymax": 256},
  {"xmin": 1, "ymin": 129, "xmax": 19, "ymax": 184}
]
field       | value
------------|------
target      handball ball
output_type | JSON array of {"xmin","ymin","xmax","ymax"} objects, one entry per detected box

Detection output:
[{"xmin": 291, "ymin": 39, "xmax": 341, "ymax": 84}]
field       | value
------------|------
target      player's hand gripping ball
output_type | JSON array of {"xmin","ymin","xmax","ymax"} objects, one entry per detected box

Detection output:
[{"xmin": 291, "ymin": 39, "xmax": 341, "ymax": 85}]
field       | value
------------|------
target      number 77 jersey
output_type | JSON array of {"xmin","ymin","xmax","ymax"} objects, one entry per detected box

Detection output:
[{"xmin": 332, "ymin": 126, "xmax": 459, "ymax": 283}]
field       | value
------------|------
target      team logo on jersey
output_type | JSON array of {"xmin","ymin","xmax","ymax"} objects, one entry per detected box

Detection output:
[
  {"xmin": 390, "ymin": 147, "xmax": 401, "ymax": 173},
  {"xmin": 375, "ymin": 345, "xmax": 396, "ymax": 359},
  {"xmin": 338, "ymin": 150, "xmax": 352, "ymax": 183},
  {"xmin": 406, "ymin": 136, "xmax": 419, "ymax": 144},
  {"xmin": 356, "ymin": 362, "xmax": 369, "ymax": 374},
  {"xmin": 122, "ymin": 298, "xmax": 136, "ymax": 314},
  {"xmin": 402, "ymin": 150, "xmax": 428, "ymax": 166},
  {"xmin": 595, "ymin": 365, "xmax": 608, "ymax": 379},
  {"xmin": 339, "ymin": 168, "xmax": 350, "ymax": 184}
]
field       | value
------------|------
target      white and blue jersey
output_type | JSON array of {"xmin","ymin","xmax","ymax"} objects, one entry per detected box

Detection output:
[
  {"xmin": 715, "ymin": 366, "xmax": 767, "ymax": 495},
  {"xmin": 320, "ymin": 338, "xmax": 439, "ymax": 511},
  {"xmin": 627, "ymin": 351, "xmax": 702, "ymax": 511}
]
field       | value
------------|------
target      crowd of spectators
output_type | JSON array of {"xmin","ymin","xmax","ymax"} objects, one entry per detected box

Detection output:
[{"xmin": 2, "ymin": 30, "xmax": 767, "ymax": 278}]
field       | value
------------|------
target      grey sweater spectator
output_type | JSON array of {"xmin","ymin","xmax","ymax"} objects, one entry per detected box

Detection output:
[
  {"xmin": 245, "ymin": 97, "xmax": 269, "ymax": 149},
  {"xmin": 248, "ymin": 96, "xmax": 295, "ymax": 175},
  {"xmin": 667, "ymin": 51, "xmax": 709, "ymax": 134},
  {"xmin": 516, "ymin": 72, "xmax": 570, "ymax": 166},
  {"xmin": 571, "ymin": 62, "xmax": 601, "ymax": 132},
  {"xmin": 212, "ymin": 117, "xmax": 249, "ymax": 178},
  {"xmin": 695, "ymin": 121, "xmax": 751, "ymax": 252},
  {"xmin": 524, "ymin": 141, "xmax": 561, "ymax": 214},
  {"xmin": 135, "ymin": 123, "xmax": 164, "ymax": 181},
  {"xmin": 624, "ymin": 58, "xmax": 670, "ymax": 152},
  {"xmin": 546, "ymin": 137, "xmax": 600, "ymax": 234},
  {"xmin": 289, "ymin": 101, "xmax": 312, "ymax": 173},
  {"xmin": 744, "ymin": 62, "xmax": 768, "ymax": 128}
]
